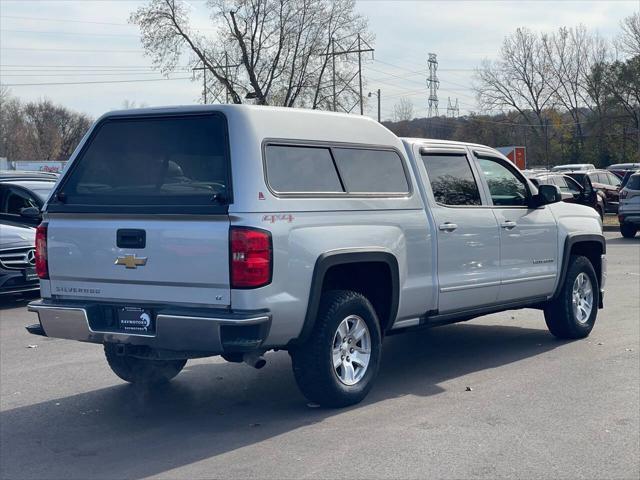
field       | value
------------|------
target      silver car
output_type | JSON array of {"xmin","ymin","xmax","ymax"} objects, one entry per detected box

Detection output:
[{"xmin": 619, "ymin": 171, "xmax": 640, "ymax": 238}]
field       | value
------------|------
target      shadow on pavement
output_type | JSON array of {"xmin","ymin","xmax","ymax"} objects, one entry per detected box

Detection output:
[
  {"xmin": 605, "ymin": 235, "xmax": 640, "ymax": 245},
  {"xmin": 0, "ymin": 292, "xmax": 39, "ymax": 311},
  {"xmin": 0, "ymin": 321, "xmax": 566, "ymax": 480}
]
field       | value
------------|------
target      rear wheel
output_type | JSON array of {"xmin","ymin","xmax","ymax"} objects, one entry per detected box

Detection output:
[
  {"xmin": 620, "ymin": 223, "xmax": 637, "ymax": 238},
  {"xmin": 544, "ymin": 255, "xmax": 598, "ymax": 339},
  {"xmin": 104, "ymin": 344, "xmax": 187, "ymax": 385},
  {"xmin": 290, "ymin": 290, "xmax": 382, "ymax": 408}
]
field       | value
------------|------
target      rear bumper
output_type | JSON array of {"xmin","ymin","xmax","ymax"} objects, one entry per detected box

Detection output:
[
  {"xmin": 0, "ymin": 269, "xmax": 39, "ymax": 295},
  {"xmin": 27, "ymin": 300, "xmax": 271, "ymax": 355}
]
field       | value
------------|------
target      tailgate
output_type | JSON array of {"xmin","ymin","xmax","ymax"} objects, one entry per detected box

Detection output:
[
  {"xmin": 43, "ymin": 112, "xmax": 233, "ymax": 307},
  {"xmin": 47, "ymin": 215, "xmax": 230, "ymax": 306}
]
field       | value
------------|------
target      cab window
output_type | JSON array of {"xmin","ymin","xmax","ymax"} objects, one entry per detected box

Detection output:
[
  {"xmin": 421, "ymin": 153, "xmax": 482, "ymax": 206},
  {"xmin": 478, "ymin": 158, "xmax": 529, "ymax": 207}
]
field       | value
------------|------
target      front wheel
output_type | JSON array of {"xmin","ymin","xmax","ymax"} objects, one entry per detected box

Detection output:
[
  {"xmin": 620, "ymin": 223, "xmax": 637, "ymax": 238},
  {"xmin": 290, "ymin": 290, "xmax": 382, "ymax": 408},
  {"xmin": 544, "ymin": 255, "xmax": 598, "ymax": 339},
  {"xmin": 104, "ymin": 344, "xmax": 187, "ymax": 385}
]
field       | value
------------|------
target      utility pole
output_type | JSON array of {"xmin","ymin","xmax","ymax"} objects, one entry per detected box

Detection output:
[
  {"xmin": 368, "ymin": 89, "xmax": 381, "ymax": 122},
  {"xmin": 332, "ymin": 37, "xmax": 337, "ymax": 112},
  {"xmin": 357, "ymin": 34, "xmax": 364, "ymax": 115},
  {"xmin": 323, "ymin": 35, "xmax": 374, "ymax": 114},
  {"xmin": 224, "ymin": 52, "xmax": 229, "ymax": 104},
  {"xmin": 192, "ymin": 57, "xmax": 241, "ymax": 104},
  {"xmin": 427, "ymin": 53, "xmax": 439, "ymax": 118}
]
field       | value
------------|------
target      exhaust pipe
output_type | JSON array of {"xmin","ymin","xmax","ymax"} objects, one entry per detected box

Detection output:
[{"xmin": 243, "ymin": 351, "xmax": 266, "ymax": 369}]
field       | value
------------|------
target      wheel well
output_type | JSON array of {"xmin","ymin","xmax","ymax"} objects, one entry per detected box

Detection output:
[
  {"xmin": 321, "ymin": 262, "xmax": 395, "ymax": 333},
  {"xmin": 570, "ymin": 241, "xmax": 603, "ymax": 285}
]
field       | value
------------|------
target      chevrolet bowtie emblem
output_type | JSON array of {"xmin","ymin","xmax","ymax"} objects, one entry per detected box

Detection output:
[{"xmin": 115, "ymin": 254, "xmax": 148, "ymax": 269}]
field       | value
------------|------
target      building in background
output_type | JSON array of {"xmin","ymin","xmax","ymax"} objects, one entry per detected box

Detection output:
[
  {"xmin": 0, "ymin": 158, "xmax": 67, "ymax": 173},
  {"xmin": 496, "ymin": 146, "xmax": 526, "ymax": 170}
]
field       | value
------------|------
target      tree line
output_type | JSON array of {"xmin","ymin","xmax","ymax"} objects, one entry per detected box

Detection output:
[
  {"xmin": 388, "ymin": 14, "xmax": 639, "ymax": 168},
  {"xmin": 0, "ymin": 87, "xmax": 92, "ymax": 161}
]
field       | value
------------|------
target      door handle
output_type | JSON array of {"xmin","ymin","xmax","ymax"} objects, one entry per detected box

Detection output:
[
  {"xmin": 438, "ymin": 222, "xmax": 458, "ymax": 232},
  {"xmin": 501, "ymin": 220, "xmax": 517, "ymax": 230}
]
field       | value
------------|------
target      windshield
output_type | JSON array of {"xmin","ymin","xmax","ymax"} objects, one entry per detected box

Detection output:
[{"xmin": 56, "ymin": 114, "xmax": 230, "ymax": 210}]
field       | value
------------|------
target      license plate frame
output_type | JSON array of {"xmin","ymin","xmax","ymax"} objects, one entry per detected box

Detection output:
[{"xmin": 117, "ymin": 307, "xmax": 155, "ymax": 334}]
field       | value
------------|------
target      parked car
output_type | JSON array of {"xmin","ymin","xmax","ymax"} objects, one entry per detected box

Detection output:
[
  {"xmin": 526, "ymin": 172, "xmax": 606, "ymax": 218},
  {"xmin": 566, "ymin": 169, "xmax": 622, "ymax": 213},
  {"xmin": 27, "ymin": 105, "xmax": 606, "ymax": 407},
  {"xmin": 618, "ymin": 171, "xmax": 640, "ymax": 238},
  {"xmin": 0, "ymin": 176, "xmax": 57, "ymax": 227},
  {"xmin": 0, "ymin": 170, "xmax": 59, "ymax": 181},
  {"xmin": 0, "ymin": 222, "xmax": 38, "ymax": 296},
  {"xmin": 606, "ymin": 163, "xmax": 640, "ymax": 179},
  {"xmin": 551, "ymin": 163, "xmax": 596, "ymax": 172}
]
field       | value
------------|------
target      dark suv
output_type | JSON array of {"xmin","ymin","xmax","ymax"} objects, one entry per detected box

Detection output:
[
  {"xmin": 566, "ymin": 170, "xmax": 621, "ymax": 213},
  {"xmin": 527, "ymin": 172, "xmax": 606, "ymax": 218}
]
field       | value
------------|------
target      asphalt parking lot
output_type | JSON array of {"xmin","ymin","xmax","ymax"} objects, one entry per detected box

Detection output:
[{"xmin": 1, "ymin": 232, "xmax": 638, "ymax": 480}]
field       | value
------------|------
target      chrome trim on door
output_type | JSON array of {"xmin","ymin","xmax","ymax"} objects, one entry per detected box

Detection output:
[
  {"xmin": 500, "ymin": 274, "xmax": 556, "ymax": 285},
  {"xmin": 440, "ymin": 280, "xmax": 501, "ymax": 293}
]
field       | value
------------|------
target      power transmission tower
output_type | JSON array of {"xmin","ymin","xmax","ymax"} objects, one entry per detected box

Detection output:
[
  {"xmin": 322, "ymin": 34, "xmax": 374, "ymax": 114},
  {"xmin": 447, "ymin": 97, "xmax": 459, "ymax": 118},
  {"xmin": 192, "ymin": 56, "xmax": 240, "ymax": 104},
  {"xmin": 427, "ymin": 53, "xmax": 439, "ymax": 118}
]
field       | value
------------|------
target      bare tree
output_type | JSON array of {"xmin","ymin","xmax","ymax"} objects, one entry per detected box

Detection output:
[
  {"xmin": 475, "ymin": 28, "xmax": 557, "ymax": 164},
  {"xmin": 542, "ymin": 26, "xmax": 591, "ymax": 156},
  {"xmin": 130, "ymin": 0, "xmax": 372, "ymax": 109},
  {"xmin": 618, "ymin": 12, "xmax": 640, "ymax": 58},
  {"xmin": 392, "ymin": 98, "xmax": 414, "ymax": 122},
  {"xmin": 606, "ymin": 56, "xmax": 640, "ymax": 154},
  {"xmin": 0, "ymin": 93, "xmax": 92, "ymax": 161}
]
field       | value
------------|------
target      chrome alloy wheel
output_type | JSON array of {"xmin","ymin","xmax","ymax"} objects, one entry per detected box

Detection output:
[
  {"xmin": 332, "ymin": 315, "xmax": 371, "ymax": 386},
  {"xmin": 572, "ymin": 272, "xmax": 594, "ymax": 324}
]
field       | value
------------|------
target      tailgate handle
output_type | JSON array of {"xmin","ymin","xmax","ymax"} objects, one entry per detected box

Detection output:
[{"xmin": 117, "ymin": 229, "xmax": 146, "ymax": 249}]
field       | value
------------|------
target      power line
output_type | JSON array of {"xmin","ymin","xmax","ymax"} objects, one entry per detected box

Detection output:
[
  {"xmin": 1, "ymin": 47, "xmax": 143, "ymax": 53},
  {"xmin": 3, "ymin": 77, "xmax": 192, "ymax": 87},
  {"xmin": 1, "ymin": 28, "xmax": 139, "ymax": 38},
  {"xmin": 0, "ymin": 14, "xmax": 131, "ymax": 26}
]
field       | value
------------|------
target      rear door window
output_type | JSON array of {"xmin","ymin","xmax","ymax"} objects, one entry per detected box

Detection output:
[
  {"xmin": 607, "ymin": 173, "xmax": 621, "ymax": 187},
  {"xmin": 627, "ymin": 175, "xmax": 640, "ymax": 190},
  {"xmin": 422, "ymin": 153, "xmax": 482, "ymax": 206},
  {"xmin": 56, "ymin": 114, "xmax": 230, "ymax": 211}
]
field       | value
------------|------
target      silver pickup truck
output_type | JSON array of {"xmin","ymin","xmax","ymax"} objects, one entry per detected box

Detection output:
[{"xmin": 27, "ymin": 105, "xmax": 606, "ymax": 407}]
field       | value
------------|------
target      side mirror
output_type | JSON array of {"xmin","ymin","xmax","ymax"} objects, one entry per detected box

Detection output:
[
  {"xmin": 532, "ymin": 184, "xmax": 562, "ymax": 207},
  {"xmin": 20, "ymin": 206, "xmax": 41, "ymax": 219}
]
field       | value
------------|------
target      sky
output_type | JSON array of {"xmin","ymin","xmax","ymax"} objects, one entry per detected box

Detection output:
[{"xmin": 1, "ymin": 0, "xmax": 638, "ymax": 121}]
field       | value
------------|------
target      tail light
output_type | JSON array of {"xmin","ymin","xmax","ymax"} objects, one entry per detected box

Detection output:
[
  {"xmin": 230, "ymin": 227, "xmax": 272, "ymax": 288},
  {"xmin": 35, "ymin": 224, "xmax": 49, "ymax": 279}
]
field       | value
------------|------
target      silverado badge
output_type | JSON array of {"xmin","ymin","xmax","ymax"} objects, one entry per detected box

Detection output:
[{"xmin": 115, "ymin": 254, "xmax": 148, "ymax": 269}]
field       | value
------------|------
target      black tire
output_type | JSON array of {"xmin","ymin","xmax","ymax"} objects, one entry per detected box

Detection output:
[
  {"xmin": 620, "ymin": 223, "xmax": 637, "ymax": 238},
  {"xmin": 104, "ymin": 344, "xmax": 187, "ymax": 385},
  {"xmin": 544, "ymin": 255, "xmax": 598, "ymax": 339},
  {"xmin": 290, "ymin": 290, "xmax": 382, "ymax": 408},
  {"xmin": 595, "ymin": 204, "xmax": 604, "ymax": 220}
]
